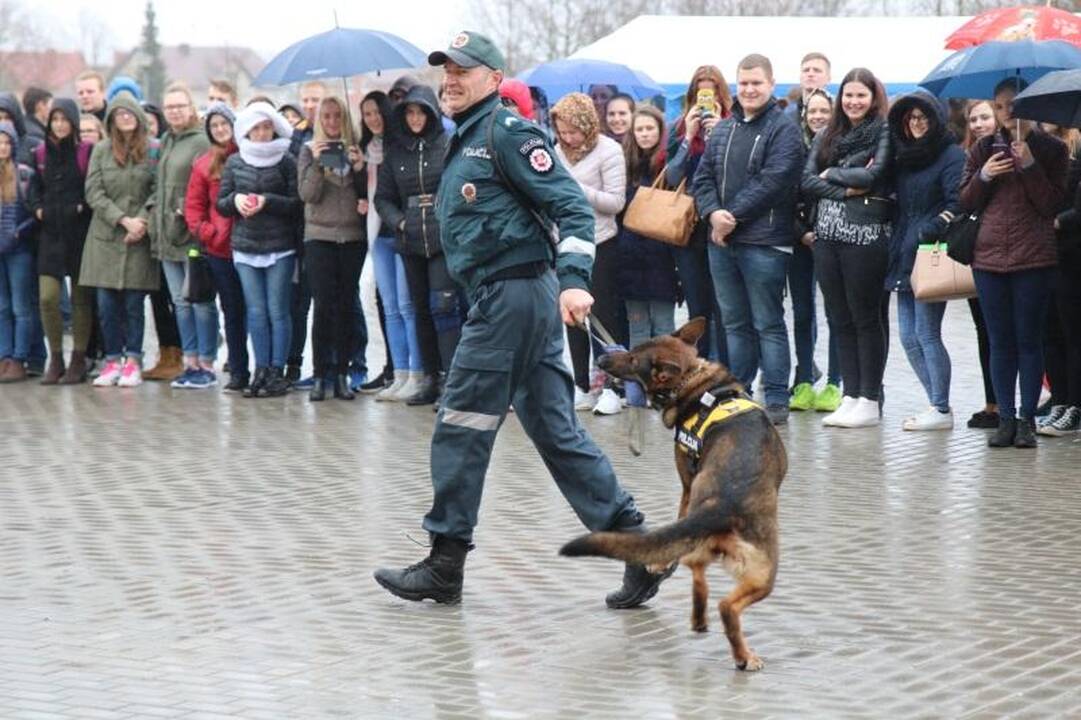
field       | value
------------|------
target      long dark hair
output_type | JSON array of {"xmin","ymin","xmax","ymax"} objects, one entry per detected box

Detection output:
[
  {"xmin": 358, "ymin": 90, "xmax": 393, "ymax": 153},
  {"xmin": 622, "ymin": 105, "xmax": 666, "ymax": 181},
  {"xmin": 816, "ymin": 67, "xmax": 888, "ymax": 167}
]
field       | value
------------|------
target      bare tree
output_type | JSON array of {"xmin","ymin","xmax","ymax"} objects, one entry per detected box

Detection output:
[{"xmin": 79, "ymin": 9, "xmax": 115, "ymax": 68}]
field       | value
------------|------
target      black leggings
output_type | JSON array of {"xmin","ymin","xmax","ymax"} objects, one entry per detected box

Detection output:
[
  {"xmin": 306, "ymin": 240, "xmax": 366, "ymax": 376},
  {"xmin": 967, "ymin": 298, "xmax": 996, "ymax": 405},
  {"xmin": 1044, "ymin": 247, "xmax": 1081, "ymax": 407},
  {"xmin": 568, "ymin": 239, "xmax": 623, "ymax": 392},
  {"xmin": 813, "ymin": 239, "xmax": 888, "ymax": 401},
  {"xmin": 150, "ymin": 267, "xmax": 180, "ymax": 348},
  {"xmin": 401, "ymin": 252, "xmax": 462, "ymax": 375}
]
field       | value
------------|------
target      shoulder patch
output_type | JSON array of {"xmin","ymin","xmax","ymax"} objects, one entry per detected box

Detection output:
[
  {"xmin": 528, "ymin": 147, "xmax": 553, "ymax": 173},
  {"xmin": 518, "ymin": 137, "xmax": 546, "ymax": 155}
]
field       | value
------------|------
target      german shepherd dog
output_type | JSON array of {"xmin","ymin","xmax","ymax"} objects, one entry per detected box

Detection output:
[{"xmin": 560, "ymin": 318, "xmax": 786, "ymax": 671}]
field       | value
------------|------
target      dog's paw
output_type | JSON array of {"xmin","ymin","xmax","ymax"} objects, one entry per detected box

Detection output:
[
  {"xmin": 691, "ymin": 622, "xmax": 709, "ymax": 633},
  {"xmin": 735, "ymin": 654, "xmax": 764, "ymax": 672}
]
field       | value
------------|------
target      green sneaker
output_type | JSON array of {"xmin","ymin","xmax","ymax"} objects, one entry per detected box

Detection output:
[
  {"xmin": 813, "ymin": 383, "xmax": 842, "ymax": 412},
  {"xmin": 789, "ymin": 382, "xmax": 816, "ymax": 411}
]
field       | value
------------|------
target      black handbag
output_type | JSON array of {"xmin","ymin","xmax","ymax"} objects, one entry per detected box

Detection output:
[
  {"xmin": 182, "ymin": 250, "xmax": 215, "ymax": 303},
  {"xmin": 943, "ymin": 212, "xmax": 980, "ymax": 266}
]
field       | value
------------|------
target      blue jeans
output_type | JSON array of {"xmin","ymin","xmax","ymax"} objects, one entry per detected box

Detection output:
[
  {"xmin": 897, "ymin": 290, "xmax": 951, "ymax": 412},
  {"xmin": 708, "ymin": 242, "xmax": 791, "ymax": 407},
  {"xmin": 625, "ymin": 299, "xmax": 675, "ymax": 350},
  {"xmin": 788, "ymin": 243, "xmax": 841, "ymax": 386},
  {"xmin": 96, "ymin": 288, "xmax": 147, "ymax": 361},
  {"xmin": 0, "ymin": 250, "xmax": 34, "ymax": 360},
  {"xmin": 371, "ymin": 235, "xmax": 421, "ymax": 372},
  {"xmin": 235, "ymin": 256, "xmax": 294, "ymax": 369},
  {"xmin": 973, "ymin": 267, "xmax": 1053, "ymax": 420},
  {"xmin": 207, "ymin": 255, "xmax": 249, "ymax": 378},
  {"xmin": 161, "ymin": 259, "xmax": 220, "ymax": 364},
  {"xmin": 672, "ymin": 231, "xmax": 726, "ymax": 363}
]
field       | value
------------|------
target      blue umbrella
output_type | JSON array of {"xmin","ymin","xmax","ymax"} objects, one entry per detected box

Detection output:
[
  {"xmin": 919, "ymin": 39, "xmax": 1081, "ymax": 99},
  {"xmin": 518, "ymin": 58, "xmax": 664, "ymax": 102},
  {"xmin": 253, "ymin": 27, "xmax": 427, "ymax": 87}
]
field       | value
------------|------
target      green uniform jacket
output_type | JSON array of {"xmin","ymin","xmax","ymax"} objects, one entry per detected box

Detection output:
[
  {"xmin": 79, "ymin": 94, "xmax": 160, "ymax": 291},
  {"xmin": 436, "ymin": 93, "xmax": 595, "ymax": 293},
  {"xmin": 151, "ymin": 125, "xmax": 209, "ymax": 262}
]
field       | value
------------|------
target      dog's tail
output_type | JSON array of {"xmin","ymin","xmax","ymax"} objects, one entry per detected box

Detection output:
[{"xmin": 559, "ymin": 503, "xmax": 736, "ymax": 567}]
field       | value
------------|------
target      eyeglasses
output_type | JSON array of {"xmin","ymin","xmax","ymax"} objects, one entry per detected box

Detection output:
[{"xmin": 909, "ymin": 114, "xmax": 929, "ymax": 124}]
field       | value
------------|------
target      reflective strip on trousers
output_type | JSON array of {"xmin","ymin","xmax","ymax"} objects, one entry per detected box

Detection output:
[{"xmin": 441, "ymin": 407, "xmax": 501, "ymax": 432}]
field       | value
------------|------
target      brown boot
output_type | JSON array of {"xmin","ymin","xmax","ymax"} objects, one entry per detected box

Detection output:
[
  {"xmin": 143, "ymin": 346, "xmax": 183, "ymax": 381},
  {"xmin": 59, "ymin": 350, "xmax": 88, "ymax": 385},
  {"xmin": 0, "ymin": 358, "xmax": 27, "ymax": 383},
  {"xmin": 41, "ymin": 353, "xmax": 66, "ymax": 385}
]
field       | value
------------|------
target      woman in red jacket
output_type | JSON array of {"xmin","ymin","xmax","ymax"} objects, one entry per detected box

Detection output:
[
  {"xmin": 184, "ymin": 103, "xmax": 248, "ymax": 392},
  {"xmin": 959, "ymin": 79, "xmax": 1069, "ymax": 448}
]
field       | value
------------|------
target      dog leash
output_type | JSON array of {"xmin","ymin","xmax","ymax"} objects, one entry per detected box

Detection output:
[{"xmin": 576, "ymin": 315, "xmax": 647, "ymax": 457}]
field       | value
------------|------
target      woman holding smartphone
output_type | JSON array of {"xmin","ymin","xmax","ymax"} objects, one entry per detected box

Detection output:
[
  {"xmin": 297, "ymin": 95, "xmax": 367, "ymax": 401},
  {"xmin": 666, "ymin": 65, "xmax": 732, "ymax": 363},
  {"xmin": 960, "ymin": 79, "xmax": 1069, "ymax": 448}
]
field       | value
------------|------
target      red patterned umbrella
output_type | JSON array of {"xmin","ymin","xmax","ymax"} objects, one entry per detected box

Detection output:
[{"xmin": 946, "ymin": 5, "xmax": 1081, "ymax": 49}]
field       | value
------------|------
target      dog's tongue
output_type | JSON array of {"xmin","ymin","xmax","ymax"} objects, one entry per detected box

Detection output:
[{"xmin": 625, "ymin": 381, "xmax": 647, "ymax": 457}]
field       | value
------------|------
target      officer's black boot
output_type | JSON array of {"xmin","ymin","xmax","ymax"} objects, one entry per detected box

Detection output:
[
  {"xmin": 373, "ymin": 535, "xmax": 469, "ymax": 604},
  {"xmin": 605, "ymin": 523, "xmax": 677, "ymax": 609}
]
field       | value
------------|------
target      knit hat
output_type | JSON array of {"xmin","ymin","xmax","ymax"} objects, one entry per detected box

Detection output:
[
  {"xmin": 235, "ymin": 101, "xmax": 293, "ymax": 142},
  {"xmin": 204, "ymin": 101, "xmax": 236, "ymax": 142},
  {"xmin": 499, "ymin": 79, "xmax": 535, "ymax": 121},
  {"xmin": 107, "ymin": 76, "xmax": 144, "ymax": 102}
]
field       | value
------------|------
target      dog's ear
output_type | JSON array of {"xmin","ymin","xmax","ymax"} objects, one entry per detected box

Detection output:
[{"xmin": 672, "ymin": 317, "xmax": 707, "ymax": 348}]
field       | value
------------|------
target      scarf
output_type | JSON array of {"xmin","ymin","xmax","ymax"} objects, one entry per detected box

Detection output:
[
  {"xmin": 550, "ymin": 93, "xmax": 599, "ymax": 165},
  {"xmin": 894, "ymin": 127, "xmax": 956, "ymax": 171},
  {"xmin": 831, "ymin": 116, "xmax": 885, "ymax": 165},
  {"xmin": 238, "ymin": 137, "xmax": 290, "ymax": 168}
]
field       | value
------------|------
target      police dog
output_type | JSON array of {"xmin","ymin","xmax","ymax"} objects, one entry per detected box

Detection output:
[{"xmin": 560, "ymin": 318, "xmax": 786, "ymax": 671}]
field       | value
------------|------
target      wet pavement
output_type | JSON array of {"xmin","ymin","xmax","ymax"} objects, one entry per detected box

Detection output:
[{"xmin": 1, "ymin": 301, "xmax": 1079, "ymax": 719}]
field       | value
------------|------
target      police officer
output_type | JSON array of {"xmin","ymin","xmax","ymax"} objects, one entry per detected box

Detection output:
[{"xmin": 373, "ymin": 32, "xmax": 672, "ymax": 607}]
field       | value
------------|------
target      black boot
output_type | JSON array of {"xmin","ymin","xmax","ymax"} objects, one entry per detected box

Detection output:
[
  {"xmin": 604, "ymin": 523, "xmax": 677, "ymax": 609},
  {"xmin": 406, "ymin": 373, "xmax": 441, "ymax": 406},
  {"xmin": 373, "ymin": 535, "xmax": 469, "ymax": 604},
  {"xmin": 360, "ymin": 367, "xmax": 392, "ymax": 393},
  {"xmin": 224, "ymin": 372, "xmax": 249, "ymax": 393},
  {"xmin": 285, "ymin": 364, "xmax": 301, "ymax": 383},
  {"xmin": 1014, "ymin": 416, "xmax": 1037, "ymax": 449},
  {"xmin": 988, "ymin": 416, "xmax": 1017, "ymax": 448},
  {"xmin": 309, "ymin": 377, "xmax": 327, "ymax": 402},
  {"xmin": 244, "ymin": 367, "xmax": 268, "ymax": 398},
  {"xmin": 263, "ymin": 367, "xmax": 290, "ymax": 397},
  {"xmin": 334, "ymin": 374, "xmax": 355, "ymax": 400}
]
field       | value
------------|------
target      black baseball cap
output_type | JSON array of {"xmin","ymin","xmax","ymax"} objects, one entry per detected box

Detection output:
[{"xmin": 428, "ymin": 31, "xmax": 506, "ymax": 71}]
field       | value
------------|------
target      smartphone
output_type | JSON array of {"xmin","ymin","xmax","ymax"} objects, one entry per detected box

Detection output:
[
  {"xmin": 990, "ymin": 132, "xmax": 1010, "ymax": 158},
  {"xmin": 696, "ymin": 88, "xmax": 716, "ymax": 116},
  {"xmin": 319, "ymin": 141, "xmax": 347, "ymax": 170}
]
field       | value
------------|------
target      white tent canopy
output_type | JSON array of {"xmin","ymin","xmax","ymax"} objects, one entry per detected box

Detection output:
[{"xmin": 570, "ymin": 15, "xmax": 969, "ymax": 88}]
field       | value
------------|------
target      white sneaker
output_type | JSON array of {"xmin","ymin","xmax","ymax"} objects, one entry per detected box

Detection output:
[
  {"xmin": 903, "ymin": 407, "xmax": 954, "ymax": 431},
  {"xmin": 838, "ymin": 397, "xmax": 881, "ymax": 428},
  {"xmin": 1038, "ymin": 405, "xmax": 1067, "ymax": 428},
  {"xmin": 376, "ymin": 372, "xmax": 409, "ymax": 402},
  {"xmin": 593, "ymin": 388, "xmax": 622, "ymax": 416},
  {"xmin": 93, "ymin": 360, "xmax": 122, "ymax": 387},
  {"xmin": 1038, "ymin": 406, "xmax": 1081, "ymax": 437},
  {"xmin": 574, "ymin": 387, "xmax": 596, "ymax": 411},
  {"xmin": 394, "ymin": 371, "xmax": 424, "ymax": 401},
  {"xmin": 822, "ymin": 396, "xmax": 858, "ymax": 427}
]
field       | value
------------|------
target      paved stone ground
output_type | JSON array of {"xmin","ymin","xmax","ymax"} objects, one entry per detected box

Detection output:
[{"xmin": 2, "ymin": 300, "xmax": 1080, "ymax": 719}]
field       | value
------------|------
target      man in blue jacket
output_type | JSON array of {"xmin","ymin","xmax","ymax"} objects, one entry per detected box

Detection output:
[{"xmin": 693, "ymin": 53, "xmax": 805, "ymax": 425}]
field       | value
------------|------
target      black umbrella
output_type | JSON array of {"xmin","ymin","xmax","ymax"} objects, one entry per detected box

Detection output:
[{"xmin": 1012, "ymin": 68, "xmax": 1081, "ymax": 128}]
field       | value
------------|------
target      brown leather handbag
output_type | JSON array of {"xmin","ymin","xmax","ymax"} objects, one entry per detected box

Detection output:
[
  {"xmin": 911, "ymin": 242, "xmax": 977, "ymax": 302},
  {"xmin": 622, "ymin": 168, "xmax": 697, "ymax": 247}
]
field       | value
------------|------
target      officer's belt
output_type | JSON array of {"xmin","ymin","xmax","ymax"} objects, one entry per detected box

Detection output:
[
  {"xmin": 675, "ymin": 389, "xmax": 761, "ymax": 472},
  {"xmin": 407, "ymin": 194, "xmax": 435, "ymax": 209},
  {"xmin": 479, "ymin": 260, "xmax": 550, "ymax": 285}
]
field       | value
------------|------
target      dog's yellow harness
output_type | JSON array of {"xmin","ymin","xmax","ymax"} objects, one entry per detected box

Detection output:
[{"xmin": 675, "ymin": 392, "xmax": 761, "ymax": 469}]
